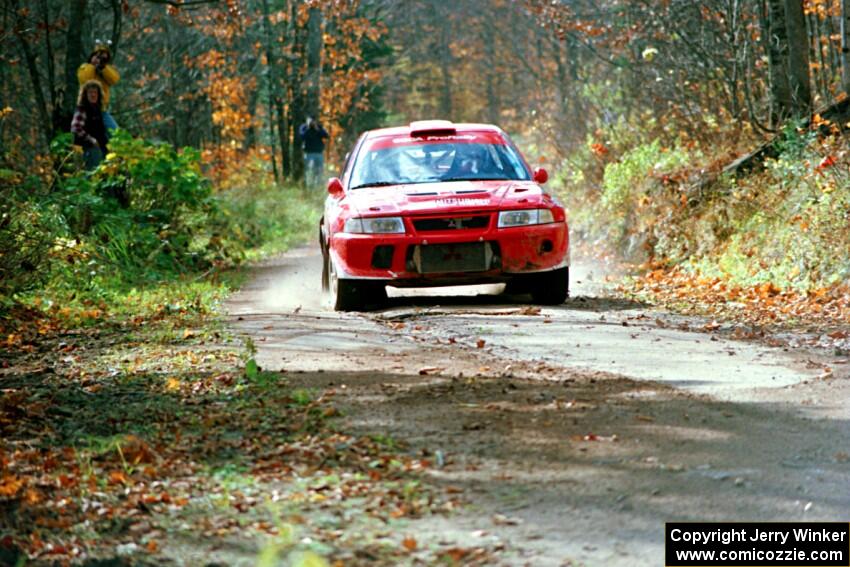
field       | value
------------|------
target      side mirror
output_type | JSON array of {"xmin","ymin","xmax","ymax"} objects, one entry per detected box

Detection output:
[
  {"xmin": 327, "ymin": 177, "xmax": 344, "ymax": 197},
  {"xmin": 533, "ymin": 167, "xmax": 549, "ymax": 185}
]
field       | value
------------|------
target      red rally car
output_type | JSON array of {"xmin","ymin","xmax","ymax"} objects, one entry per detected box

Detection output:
[{"xmin": 320, "ymin": 120, "xmax": 569, "ymax": 311}]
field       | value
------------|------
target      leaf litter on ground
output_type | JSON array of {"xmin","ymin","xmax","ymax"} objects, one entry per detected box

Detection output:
[{"xmin": 0, "ymin": 290, "xmax": 469, "ymax": 565}]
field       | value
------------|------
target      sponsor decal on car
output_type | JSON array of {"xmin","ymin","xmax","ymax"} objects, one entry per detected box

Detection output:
[{"xmin": 434, "ymin": 198, "xmax": 491, "ymax": 207}]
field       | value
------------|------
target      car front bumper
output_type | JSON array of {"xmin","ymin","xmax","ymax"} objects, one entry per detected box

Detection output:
[{"xmin": 330, "ymin": 220, "xmax": 569, "ymax": 286}]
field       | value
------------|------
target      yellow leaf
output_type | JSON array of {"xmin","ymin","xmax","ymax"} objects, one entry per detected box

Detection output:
[
  {"xmin": 166, "ymin": 378, "xmax": 180, "ymax": 391},
  {"xmin": 291, "ymin": 551, "xmax": 330, "ymax": 567},
  {"xmin": 0, "ymin": 475, "xmax": 25, "ymax": 497}
]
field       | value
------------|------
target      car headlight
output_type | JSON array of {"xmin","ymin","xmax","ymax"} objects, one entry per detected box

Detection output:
[
  {"xmin": 497, "ymin": 209, "xmax": 555, "ymax": 228},
  {"xmin": 343, "ymin": 216, "xmax": 405, "ymax": 234}
]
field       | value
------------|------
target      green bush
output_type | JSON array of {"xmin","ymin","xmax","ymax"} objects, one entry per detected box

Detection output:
[
  {"xmin": 49, "ymin": 131, "xmax": 227, "ymax": 280},
  {"xmin": 598, "ymin": 140, "xmax": 691, "ymax": 257},
  {"xmin": 699, "ymin": 148, "xmax": 850, "ymax": 290},
  {"xmin": 0, "ymin": 168, "xmax": 63, "ymax": 307},
  {"xmin": 2, "ymin": 133, "xmax": 322, "ymax": 312}
]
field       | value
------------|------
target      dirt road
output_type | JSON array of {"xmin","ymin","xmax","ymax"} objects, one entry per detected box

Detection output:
[{"xmin": 228, "ymin": 246, "xmax": 850, "ymax": 566}]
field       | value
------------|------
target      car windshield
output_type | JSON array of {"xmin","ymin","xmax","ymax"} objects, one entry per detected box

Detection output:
[{"xmin": 349, "ymin": 136, "xmax": 531, "ymax": 189}]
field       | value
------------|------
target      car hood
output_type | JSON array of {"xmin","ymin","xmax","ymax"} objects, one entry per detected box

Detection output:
[{"xmin": 344, "ymin": 180, "xmax": 546, "ymax": 216}]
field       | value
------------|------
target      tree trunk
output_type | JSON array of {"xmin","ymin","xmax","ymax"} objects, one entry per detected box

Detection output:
[
  {"xmin": 784, "ymin": 0, "xmax": 812, "ymax": 115},
  {"xmin": 483, "ymin": 24, "xmax": 499, "ymax": 125},
  {"xmin": 438, "ymin": 16, "xmax": 453, "ymax": 119},
  {"xmin": 244, "ymin": 76, "xmax": 260, "ymax": 149},
  {"xmin": 260, "ymin": 0, "xmax": 280, "ymax": 181},
  {"xmin": 842, "ymin": 0, "xmax": 850, "ymax": 93},
  {"xmin": 289, "ymin": 0, "xmax": 305, "ymax": 181},
  {"xmin": 765, "ymin": 0, "xmax": 792, "ymax": 123},
  {"xmin": 810, "ymin": 12, "xmax": 827, "ymax": 102},
  {"xmin": 40, "ymin": 0, "xmax": 56, "ymax": 115},
  {"xmin": 268, "ymin": 98, "xmax": 279, "ymax": 183},
  {"xmin": 64, "ymin": 0, "xmax": 87, "ymax": 117},
  {"xmin": 110, "ymin": 0, "xmax": 122, "ymax": 57},
  {"xmin": 304, "ymin": 6, "xmax": 322, "ymax": 120},
  {"xmin": 13, "ymin": 2, "xmax": 51, "ymax": 147},
  {"xmin": 553, "ymin": 37, "xmax": 571, "ymax": 121}
]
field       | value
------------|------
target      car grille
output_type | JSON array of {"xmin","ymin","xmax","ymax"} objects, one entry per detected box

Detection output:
[
  {"xmin": 408, "ymin": 242, "xmax": 499, "ymax": 274},
  {"xmin": 412, "ymin": 215, "xmax": 490, "ymax": 232}
]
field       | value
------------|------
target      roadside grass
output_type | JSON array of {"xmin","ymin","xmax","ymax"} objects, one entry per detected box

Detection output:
[{"xmin": 219, "ymin": 180, "xmax": 325, "ymax": 262}]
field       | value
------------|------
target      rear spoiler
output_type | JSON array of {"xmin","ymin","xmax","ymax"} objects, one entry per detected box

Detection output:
[{"xmin": 409, "ymin": 120, "xmax": 456, "ymax": 137}]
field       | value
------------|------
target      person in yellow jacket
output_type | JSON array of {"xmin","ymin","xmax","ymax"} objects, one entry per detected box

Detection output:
[{"xmin": 77, "ymin": 41, "xmax": 119, "ymax": 134}]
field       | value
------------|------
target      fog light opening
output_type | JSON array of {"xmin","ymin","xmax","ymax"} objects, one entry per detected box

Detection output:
[
  {"xmin": 371, "ymin": 245, "xmax": 395, "ymax": 269},
  {"xmin": 539, "ymin": 239, "xmax": 554, "ymax": 254}
]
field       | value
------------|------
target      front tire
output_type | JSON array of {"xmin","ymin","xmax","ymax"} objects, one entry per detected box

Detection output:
[
  {"xmin": 530, "ymin": 267, "xmax": 569, "ymax": 305},
  {"xmin": 327, "ymin": 255, "xmax": 386, "ymax": 311},
  {"xmin": 503, "ymin": 279, "xmax": 530, "ymax": 296},
  {"xmin": 320, "ymin": 223, "xmax": 330, "ymax": 292}
]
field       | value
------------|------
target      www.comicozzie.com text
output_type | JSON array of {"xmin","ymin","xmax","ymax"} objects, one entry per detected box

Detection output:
[{"xmin": 670, "ymin": 527, "xmax": 848, "ymax": 546}]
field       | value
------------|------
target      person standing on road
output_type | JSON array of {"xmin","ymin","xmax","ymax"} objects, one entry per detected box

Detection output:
[
  {"xmin": 71, "ymin": 81, "xmax": 109, "ymax": 170},
  {"xmin": 298, "ymin": 117, "xmax": 329, "ymax": 188},
  {"xmin": 77, "ymin": 41, "xmax": 120, "ymax": 135}
]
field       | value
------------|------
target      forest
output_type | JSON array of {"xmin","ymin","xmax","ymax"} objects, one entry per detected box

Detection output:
[{"xmin": 2, "ymin": 0, "xmax": 850, "ymax": 565}]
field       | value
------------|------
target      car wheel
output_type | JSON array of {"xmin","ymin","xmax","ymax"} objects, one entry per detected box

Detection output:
[
  {"xmin": 327, "ymin": 256, "xmax": 386, "ymax": 311},
  {"xmin": 503, "ymin": 279, "xmax": 530, "ymax": 296},
  {"xmin": 327, "ymin": 255, "xmax": 354, "ymax": 311},
  {"xmin": 320, "ymin": 224, "xmax": 330, "ymax": 292},
  {"xmin": 364, "ymin": 281, "xmax": 388, "ymax": 308},
  {"xmin": 530, "ymin": 267, "xmax": 569, "ymax": 305},
  {"xmin": 321, "ymin": 251, "xmax": 330, "ymax": 293}
]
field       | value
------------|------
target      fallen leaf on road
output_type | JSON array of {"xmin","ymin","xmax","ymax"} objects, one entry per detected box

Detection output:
[
  {"xmin": 572, "ymin": 433, "xmax": 618, "ymax": 442},
  {"xmin": 476, "ymin": 339, "xmax": 486, "ymax": 348},
  {"xmin": 402, "ymin": 536, "xmax": 417, "ymax": 551},
  {"xmin": 442, "ymin": 548, "xmax": 470, "ymax": 561},
  {"xmin": 492, "ymin": 513, "xmax": 522, "ymax": 526}
]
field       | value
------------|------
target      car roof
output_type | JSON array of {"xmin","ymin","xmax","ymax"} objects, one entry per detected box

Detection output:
[{"xmin": 363, "ymin": 121, "xmax": 505, "ymax": 140}]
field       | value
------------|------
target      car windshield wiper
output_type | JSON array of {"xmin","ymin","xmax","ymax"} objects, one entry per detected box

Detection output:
[{"xmin": 350, "ymin": 181, "xmax": 401, "ymax": 190}]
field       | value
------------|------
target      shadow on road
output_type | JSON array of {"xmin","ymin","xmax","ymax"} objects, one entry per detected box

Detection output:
[
  {"xmin": 296, "ymin": 366, "xmax": 850, "ymax": 565},
  {"xmin": 373, "ymin": 291, "xmax": 649, "ymax": 313}
]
